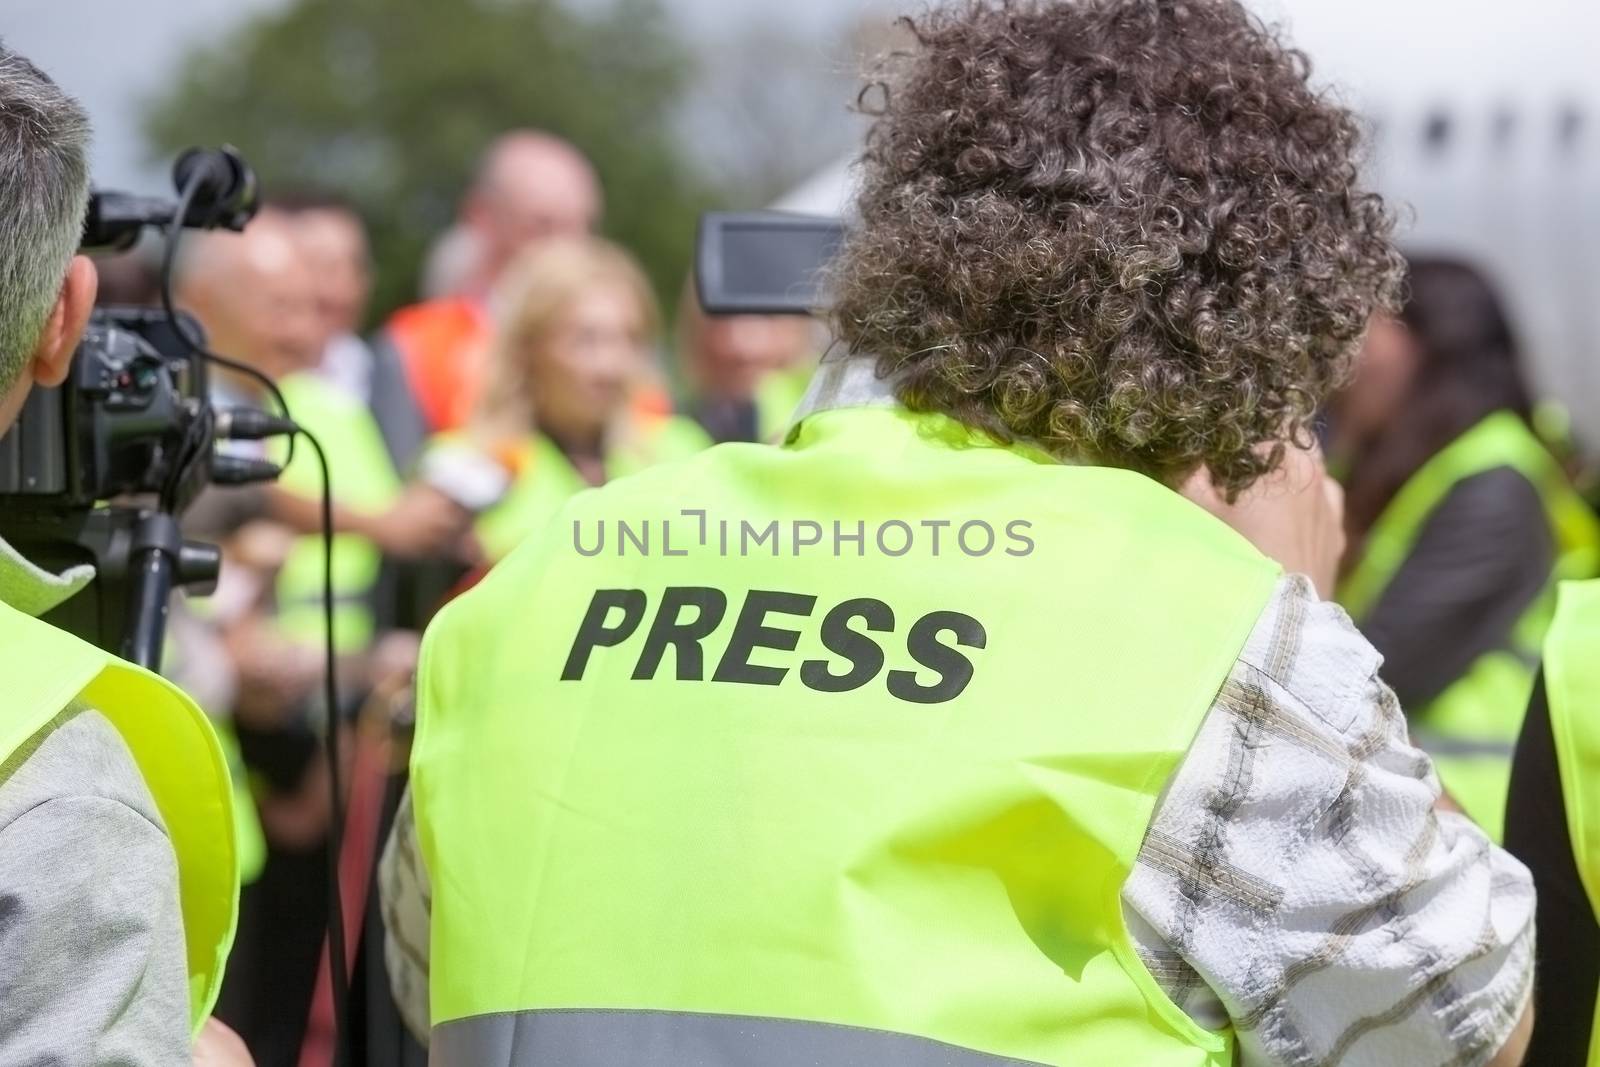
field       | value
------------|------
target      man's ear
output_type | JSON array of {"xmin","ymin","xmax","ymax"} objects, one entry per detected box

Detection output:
[{"xmin": 30, "ymin": 255, "xmax": 98, "ymax": 388}]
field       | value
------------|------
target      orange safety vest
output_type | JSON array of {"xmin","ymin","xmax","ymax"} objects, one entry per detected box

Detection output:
[
  {"xmin": 384, "ymin": 297, "xmax": 493, "ymax": 433},
  {"xmin": 387, "ymin": 296, "xmax": 689, "ymax": 434}
]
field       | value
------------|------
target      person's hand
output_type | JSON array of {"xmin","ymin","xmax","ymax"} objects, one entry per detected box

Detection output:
[
  {"xmin": 193, "ymin": 1017, "xmax": 254, "ymax": 1067},
  {"xmin": 227, "ymin": 520, "xmax": 298, "ymax": 574},
  {"xmin": 256, "ymin": 746, "xmax": 337, "ymax": 850},
  {"xmin": 368, "ymin": 483, "xmax": 473, "ymax": 560},
  {"xmin": 370, "ymin": 628, "xmax": 422, "ymax": 691},
  {"xmin": 223, "ymin": 615, "xmax": 323, "ymax": 730},
  {"xmin": 1180, "ymin": 441, "xmax": 1346, "ymax": 599}
]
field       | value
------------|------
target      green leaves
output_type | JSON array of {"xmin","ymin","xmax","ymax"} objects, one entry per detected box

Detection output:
[{"xmin": 142, "ymin": 0, "xmax": 716, "ymax": 325}]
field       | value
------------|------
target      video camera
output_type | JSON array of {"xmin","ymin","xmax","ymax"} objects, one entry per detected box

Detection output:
[
  {"xmin": 695, "ymin": 211, "xmax": 844, "ymax": 316},
  {"xmin": 0, "ymin": 147, "xmax": 276, "ymax": 666}
]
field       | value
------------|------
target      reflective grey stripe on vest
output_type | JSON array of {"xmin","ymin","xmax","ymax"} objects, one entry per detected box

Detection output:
[{"xmin": 430, "ymin": 1009, "xmax": 1051, "ymax": 1067}]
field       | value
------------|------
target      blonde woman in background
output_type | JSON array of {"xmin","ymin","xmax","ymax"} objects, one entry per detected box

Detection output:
[{"xmin": 431, "ymin": 237, "xmax": 710, "ymax": 563}]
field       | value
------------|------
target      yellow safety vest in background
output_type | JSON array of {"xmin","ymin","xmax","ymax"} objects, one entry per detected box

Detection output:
[
  {"xmin": 1546, "ymin": 580, "xmax": 1600, "ymax": 1067},
  {"xmin": 465, "ymin": 413, "xmax": 710, "ymax": 562},
  {"xmin": 412, "ymin": 402, "xmax": 1280, "ymax": 1065},
  {"xmin": 1339, "ymin": 411, "xmax": 1600, "ymax": 838},
  {"xmin": 162, "ymin": 626, "xmax": 266, "ymax": 884},
  {"xmin": 275, "ymin": 371, "xmax": 403, "ymax": 653},
  {"xmin": 754, "ymin": 361, "xmax": 815, "ymax": 442},
  {"xmin": 0, "ymin": 599, "xmax": 237, "ymax": 1033}
]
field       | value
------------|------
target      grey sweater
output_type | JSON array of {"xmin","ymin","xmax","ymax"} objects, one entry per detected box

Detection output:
[{"xmin": 0, "ymin": 705, "xmax": 190, "ymax": 1065}]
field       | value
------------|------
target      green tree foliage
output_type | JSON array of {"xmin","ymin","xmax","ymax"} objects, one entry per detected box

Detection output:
[{"xmin": 142, "ymin": 0, "xmax": 716, "ymax": 324}]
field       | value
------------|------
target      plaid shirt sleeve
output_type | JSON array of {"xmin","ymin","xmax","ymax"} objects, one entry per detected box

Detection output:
[
  {"xmin": 1123, "ymin": 574, "xmax": 1536, "ymax": 1067},
  {"xmin": 379, "ymin": 790, "xmax": 432, "ymax": 1044}
]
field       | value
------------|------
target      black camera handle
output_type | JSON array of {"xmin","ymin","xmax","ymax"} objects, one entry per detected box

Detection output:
[
  {"xmin": 0, "ymin": 504, "xmax": 221, "ymax": 669},
  {"xmin": 123, "ymin": 511, "xmax": 199, "ymax": 668}
]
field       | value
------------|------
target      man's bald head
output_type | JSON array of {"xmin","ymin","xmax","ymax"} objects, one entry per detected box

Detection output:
[
  {"xmin": 464, "ymin": 130, "xmax": 602, "ymax": 286},
  {"xmin": 178, "ymin": 210, "xmax": 321, "ymax": 386}
]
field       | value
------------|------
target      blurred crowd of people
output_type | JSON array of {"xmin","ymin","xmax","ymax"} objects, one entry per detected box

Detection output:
[
  {"xmin": 93, "ymin": 128, "xmax": 818, "ymax": 1064},
  {"xmin": 92, "ymin": 121, "xmax": 1600, "ymax": 1065}
]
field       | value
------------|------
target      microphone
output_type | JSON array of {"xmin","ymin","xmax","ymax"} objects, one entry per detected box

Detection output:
[
  {"xmin": 172, "ymin": 146, "xmax": 260, "ymax": 232},
  {"xmin": 79, "ymin": 146, "xmax": 260, "ymax": 252}
]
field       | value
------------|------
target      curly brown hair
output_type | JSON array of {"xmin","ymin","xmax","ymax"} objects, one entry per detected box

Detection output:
[{"xmin": 831, "ymin": 0, "xmax": 1404, "ymax": 495}]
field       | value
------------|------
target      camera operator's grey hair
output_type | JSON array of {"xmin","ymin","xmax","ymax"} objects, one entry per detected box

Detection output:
[{"xmin": 0, "ymin": 44, "xmax": 90, "ymax": 392}]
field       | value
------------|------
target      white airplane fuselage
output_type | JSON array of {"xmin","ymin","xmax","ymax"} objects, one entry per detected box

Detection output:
[{"xmin": 1267, "ymin": 0, "xmax": 1600, "ymax": 445}]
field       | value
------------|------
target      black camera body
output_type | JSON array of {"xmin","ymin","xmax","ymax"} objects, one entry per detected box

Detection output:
[
  {"xmin": 0, "ymin": 307, "xmax": 210, "ymax": 506},
  {"xmin": 0, "ymin": 147, "xmax": 262, "ymax": 664},
  {"xmin": 0, "ymin": 308, "xmax": 218, "ymax": 659}
]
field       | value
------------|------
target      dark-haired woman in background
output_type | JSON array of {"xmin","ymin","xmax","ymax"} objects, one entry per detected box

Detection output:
[{"xmin": 1333, "ymin": 257, "xmax": 1600, "ymax": 839}]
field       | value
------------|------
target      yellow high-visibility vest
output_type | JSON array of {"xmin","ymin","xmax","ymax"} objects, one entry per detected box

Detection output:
[
  {"xmin": 754, "ymin": 360, "xmax": 815, "ymax": 442},
  {"xmin": 453, "ymin": 413, "xmax": 711, "ymax": 563},
  {"xmin": 275, "ymin": 371, "xmax": 403, "ymax": 653},
  {"xmin": 1339, "ymin": 411, "xmax": 1600, "ymax": 838},
  {"xmin": 0, "ymin": 599, "xmax": 237, "ymax": 1033},
  {"xmin": 411, "ymin": 400, "xmax": 1279, "ymax": 1065}
]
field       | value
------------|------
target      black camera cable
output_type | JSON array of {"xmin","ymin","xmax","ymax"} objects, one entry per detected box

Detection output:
[
  {"xmin": 213, "ymin": 407, "xmax": 351, "ymax": 1067},
  {"xmin": 158, "ymin": 163, "xmax": 297, "ymax": 470},
  {"xmin": 287, "ymin": 425, "xmax": 352, "ymax": 1067},
  {"xmin": 159, "ymin": 172, "xmax": 350, "ymax": 1066}
]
